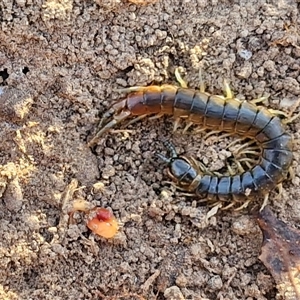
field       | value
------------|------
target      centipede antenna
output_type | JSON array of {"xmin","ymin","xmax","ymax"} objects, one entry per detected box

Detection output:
[
  {"xmin": 163, "ymin": 140, "xmax": 178, "ymax": 158},
  {"xmin": 155, "ymin": 153, "xmax": 171, "ymax": 164},
  {"xmin": 155, "ymin": 140, "xmax": 178, "ymax": 164}
]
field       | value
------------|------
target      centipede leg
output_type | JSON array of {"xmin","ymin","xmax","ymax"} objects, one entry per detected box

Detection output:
[
  {"xmin": 198, "ymin": 68, "xmax": 206, "ymax": 92},
  {"xmin": 236, "ymin": 155, "xmax": 260, "ymax": 168},
  {"xmin": 234, "ymin": 160, "xmax": 246, "ymax": 173},
  {"xmin": 173, "ymin": 118, "xmax": 181, "ymax": 132},
  {"xmin": 221, "ymin": 201, "xmax": 236, "ymax": 210},
  {"xmin": 227, "ymin": 138, "xmax": 256, "ymax": 151},
  {"xmin": 268, "ymin": 109, "xmax": 289, "ymax": 118},
  {"xmin": 194, "ymin": 159, "xmax": 209, "ymax": 174},
  {"xmin": 288, "ymin": 166, "xmax": 295, "ymax": 180},
  {"xmin": 165, "ymin": 181, "xmax": 195, "ymax": 196},
  {"xmin": 237, "ymin": 145, "xmax": 261, "ymax": 153},
  {"xmin": 276, "ymin": 183, "xmax": 283, "ymax": 195},
  {"xmin": 97, "ymin": 98, "xmax": 129, "ymax": 129},
  {"xmin": 237, "ymin": 150, "xmax": 261, "ymax": 156},
  {"xmin": 284, "ymin": 111, "xmax": 300, "ymax": 124},
  {"xmin": 223, "ymin": 79, "xmax": 234, "ymax": 99},
  {"xmin": 183, "ymin": 121, "xmax": 194, "ymax": 133},
  {"xmin": 283, "ymin": 97, "xmax": 300, "ymax": 123},
  {"xmin": 226, "ymin": 165, "xmax": 235, "ymax": 176},
  {"xmin": 88, "ymin": 110, "xmax": 131, "ymax": 146},
  {"xmin": 149, "ymin": 113, "xmax": 164, "ymax": 121},
  {"xmin": 281, "ymin": 109, "xmax": 300, "ymax": 124},
  {"xmin": 237, "ymin": 151, "xmax": 261, "ymax": 161},
  {"xmin": 203, "ymin": 130, "xmax": 220, "ymax": 140},
  {"xmin": 243, "ymin": 104, "xmax": 297, "ymax": 124},
  {"xmin": 113, "ymin": 86, "xmax": 147, "ymax": 93},
  {"xmin": 194, "ymin": 127, "xmax": 207, "ymax": 134},
  {"xmin": 249, "ymin": 96, "xmax": 268, "ymax": 104},
  {"xmin": 237, "ymin": 157, "xmax": 258, "ymax": 165},
  {"xmin": 244, "ymin": 160, "xmax": 253, "ymax": 170},
  {"xmin": 206, "ymin": 203, "xmax": 223, "ymax": 220},
  {"xmin": 234, "ymin": 199, "xmax": 251, "ymax": 211},
  {"xmin": 174, "ymin": 68, "xmax": 188, "ymax": 88},
  {"xmin": 218, "ymin": 132, "xmax": 233, "ymax": 140},
  {"xmin": 260, "ymin": 193, "xmax": 269, "ymax": 211},
  {"xmin": 98, "ymin": 111, "xmax": 112, "ymax": 128},
  {"xmin": 124, "ymin": 114, "xmax": 148, "ymax": 127}
]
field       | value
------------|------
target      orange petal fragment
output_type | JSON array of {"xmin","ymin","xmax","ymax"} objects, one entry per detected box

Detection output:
[{"xmin": 87, "ymin": 207, "xmax": 119, "ymax": 239}]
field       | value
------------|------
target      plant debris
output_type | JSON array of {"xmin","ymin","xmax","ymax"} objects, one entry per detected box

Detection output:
[{"xmin": 256, "ymin": 206, "xmax": 300, "ymax": 300}]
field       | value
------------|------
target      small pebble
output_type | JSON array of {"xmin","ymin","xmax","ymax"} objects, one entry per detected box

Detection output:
[{"xmin": 101, "ymin": 165, "xmax": 116, "ymax": 179}]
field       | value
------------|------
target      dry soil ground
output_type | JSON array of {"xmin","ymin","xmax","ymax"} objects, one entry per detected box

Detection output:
[{"xmin": 1, "ymin": 0, "xmax": 300, "ymax": 299}]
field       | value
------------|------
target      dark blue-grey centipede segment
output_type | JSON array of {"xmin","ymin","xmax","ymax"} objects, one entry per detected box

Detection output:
[{"xmin": 157, "ymin": 87, "xmax": 293, "ymax": 202}]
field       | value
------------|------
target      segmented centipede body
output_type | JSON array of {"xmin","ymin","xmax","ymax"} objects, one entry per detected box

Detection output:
[{"xmin": 90, "ymin": 72, "xmax": 293, "ymax": 208}]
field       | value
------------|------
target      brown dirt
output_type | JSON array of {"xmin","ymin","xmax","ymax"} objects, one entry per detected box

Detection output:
[{"xmin": 0, "ymin": 0, "xmax": 300, "ymax": 299}]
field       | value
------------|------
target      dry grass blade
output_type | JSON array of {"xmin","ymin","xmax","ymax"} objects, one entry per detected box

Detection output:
[{"xmin": 256, "ymin": 206, "xmax": 300, "ymax": 300}]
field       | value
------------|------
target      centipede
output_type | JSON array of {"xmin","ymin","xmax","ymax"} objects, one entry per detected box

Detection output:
[{"xmin": 89, "ymin": 69, "xmax": 294, "ymax": 210}]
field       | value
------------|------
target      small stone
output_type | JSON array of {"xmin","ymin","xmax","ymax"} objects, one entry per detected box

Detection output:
[
  {"xmin": 164, "ymin": 286, "xmax": 185, "ymax": 300},
  {"xmin": 175, "ymin": 274, "xmax": 188, "ymax": 287},
  {"xmin": 101, "ymin": 165, "xmax": 116, "ymax": 179},
  {"xmin": 207, "ymin": 275, "xmax": 223, "ymax": 290}
]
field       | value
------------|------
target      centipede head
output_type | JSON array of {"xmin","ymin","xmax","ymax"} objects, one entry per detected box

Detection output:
[{"xmin": 156, "ymin": 141, "xmax": 203, "ymax": 191}]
